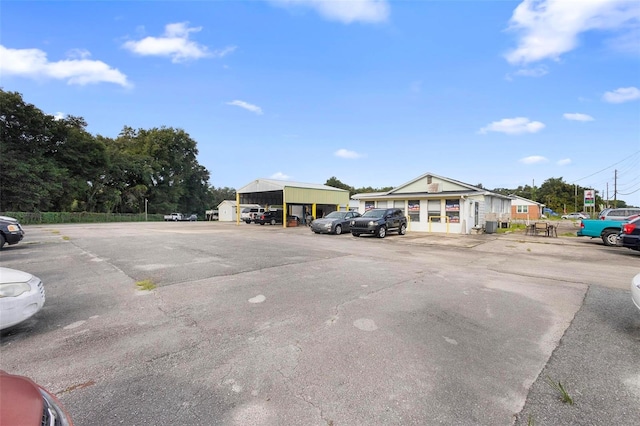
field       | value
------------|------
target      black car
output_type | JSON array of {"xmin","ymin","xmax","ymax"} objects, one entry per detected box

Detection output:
[
  {"xmin": 0, "ymin": 216, "xmax": 25, "ymax": 249},
  {"xmin": 255, "ymin": 210, "xmax": 283, "ymax": 225},
  {"xmin": 617, "ymin": 216, "xmax": 640, "ymax": 251},
  {"xmin": 350, "ymin": 208, "xmax": 407, "ymax": 238},
  {"xmin": 310, "ymin": 211, "xmax": 361, "ymax": 235}
]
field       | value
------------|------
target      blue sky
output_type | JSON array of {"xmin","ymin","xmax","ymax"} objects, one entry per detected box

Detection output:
[{"xmin": 2, "ymin": 0, "xmax": 639, "ymax": 205}]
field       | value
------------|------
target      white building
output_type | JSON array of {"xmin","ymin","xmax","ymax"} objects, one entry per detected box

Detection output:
[
  {"xmin": 351, "ymin": 172, "xmax": 512, "ymax": 234},
  {"xmin": 216, "ymin": 201, "xmax": 262, "ymax": 222}
]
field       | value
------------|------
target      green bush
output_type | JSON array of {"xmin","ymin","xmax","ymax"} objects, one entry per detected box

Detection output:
[{"xmin": 1, "ymin": 212, "xmax": 165, "ymax": 225}]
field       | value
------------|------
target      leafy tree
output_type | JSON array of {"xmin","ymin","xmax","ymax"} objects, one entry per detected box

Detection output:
[
  {"xmin": 209, "ymin": 186, "xmax": 236, "ymax": 209},
  {"xmin": 325, "ymin": 176, "xmax": 355, "ymax": 194},
  {"xmin": 1, "ymin": 90, "xmax": 66, "ymax": 211}
]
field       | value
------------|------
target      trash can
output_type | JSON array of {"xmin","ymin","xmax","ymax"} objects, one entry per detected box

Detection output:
[{"xmin": 485, "ymin": 221, "xmax": 498, "ymax": 234}]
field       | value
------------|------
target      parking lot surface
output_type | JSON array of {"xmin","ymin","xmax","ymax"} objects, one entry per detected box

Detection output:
[{"xmin": 1, "ymin": 221, "xmax": 638, "ymax": 425}]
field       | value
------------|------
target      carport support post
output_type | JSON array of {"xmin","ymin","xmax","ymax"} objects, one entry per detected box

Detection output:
[
  {"xmin": 312, "ymin": 204, "xmax": 317, "ymax": 221},
  {"xmin": 236, "ymin": 192, "xmax": 240, "ymax": 225},
  {"xmin": 283, "ymin": 201, "xmax": 287, "ymax": 228}
]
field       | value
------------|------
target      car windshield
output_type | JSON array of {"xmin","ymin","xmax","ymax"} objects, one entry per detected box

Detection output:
[
  {"xmin": 325, "ymin": 212, "xmax": 346, "ymax": 219},
  {"xmin": 362, "ymin": 209, "xmax": 385, "ymax": 218}
]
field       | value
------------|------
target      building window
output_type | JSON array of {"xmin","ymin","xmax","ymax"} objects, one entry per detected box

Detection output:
[
  {"xmin": 394, "ymin": 200, "xmax": 405, "ymax": 214},
  {"xmin": 408, "ymin": 200, "xmax": 420, "ymax": 223},
  {"xmin": 516, "ymin": 205, "xmax": 529, "ymax": 214},
  {"xmin": 428, "ymin": 200, "xmax": 441, "ymax": 223},
  {"xmin": 365, "ymin": 201, "xmax": 375, "ymax": 211},
  {"xmin": 445, "ymin": 199, "xmax": 460, "ymax": 223}
]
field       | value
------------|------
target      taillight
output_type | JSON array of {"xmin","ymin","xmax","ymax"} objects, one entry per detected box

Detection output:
[
  {"xmin": 622, "ymin": 223, "xmax": 636, "ymax": 234},
  {"xmin": 580, "ymin": 222, "xmax": 585, "ymax": 229}
]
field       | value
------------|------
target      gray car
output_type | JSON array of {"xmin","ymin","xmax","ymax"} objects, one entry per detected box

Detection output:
[{"xmin": 310, "ymin": 211, "xmax": 361, "ymax": 235}]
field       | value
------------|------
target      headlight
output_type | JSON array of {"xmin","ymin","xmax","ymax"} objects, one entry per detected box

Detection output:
[
  {"xmin": 324, "ymin": 223, "xmax": 332, "ymax": 229},
  {"xmin": 350, "ymin": 220, "xmax": 355, "ymax": 225},
  {"xmin": 0, "ymin": 282, "xmax": 31, "ymax": 297},
  {"xmin": 6, "ymin": 224, "xmax": 20, "ymax": 232},
  {"xmin": 368, "ymin": 221, "xmax": 375, "ymax": 226}
]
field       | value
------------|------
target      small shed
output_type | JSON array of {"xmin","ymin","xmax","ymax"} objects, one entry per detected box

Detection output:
[{"xmin": 216, "ymin": 201, "xmax": 261, "ymax": 222}]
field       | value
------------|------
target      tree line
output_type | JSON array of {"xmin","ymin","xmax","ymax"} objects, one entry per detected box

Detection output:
[
  {"xmin": 1, "ymin": 89, "xmax": 233, "ymax": 215},
  {"xmin": 1, "ymin": 89, "xmax": 631, "ymax": 216}
]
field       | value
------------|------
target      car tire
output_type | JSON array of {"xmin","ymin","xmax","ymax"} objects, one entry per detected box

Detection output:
[
  {"xmin": 259, "ymin": 222, "xmax": 265, "ymax": 225},
  {"xmin": 377, "ymin": 226, "xmax": 386, "ymax": 238},
  {"xmin": 270, "ymin": 219, "xmax": 276, "ymax": 225},
  {"xmin": 352, "ymin": 233, "xmax": 360, "ymax": 237},
  {"xmin": 0, "ymin": 234, "xmax": 5, "ymax": 249},
  {"xmin": 334, "ymin": 225, "xmax": 342, "ymax": 235},
  {"xmin": 398, "ymin": 223, "xmax": 407, "ymax": 235},
  {"xmin": 602, "ymin": 230, "xmax": 618, "ymax": 246}
]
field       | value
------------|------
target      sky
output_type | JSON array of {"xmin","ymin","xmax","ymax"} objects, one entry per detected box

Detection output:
[{"xmin": 1, "ymin": 0, "xmax": 639, "ymax": 206}]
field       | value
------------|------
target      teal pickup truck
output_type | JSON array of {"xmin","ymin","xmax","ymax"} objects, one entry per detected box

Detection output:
[{"xmin": 577, "ymin": 219, "xmax": 625, "ymax": 246}]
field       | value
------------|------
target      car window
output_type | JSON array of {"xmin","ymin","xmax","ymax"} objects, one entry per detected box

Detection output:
[
  {"xmin": 325, "ymin": 212, "xmax": 345, "ymax": 219},
  {"xmin": 362, "ymin": 209, "xmax": 385, "ymax": 218}
]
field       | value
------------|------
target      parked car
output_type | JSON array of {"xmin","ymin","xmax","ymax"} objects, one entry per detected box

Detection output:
[
  {"xmin": 617, "ymin": 216, "xmax": 640, "ymax": 251},
  {"xmin": 163, "ymin": 213, "xmax": 183, "ymax": 221},
  {"xmin": 598, "ymin": 207, "xmax": 640, "ymax": 221},
  {"xmin": 632, "ymin": 273, "xmax": 640, "ymax": 312},
  {"xmin": 0, "ymin": 267, "xmax": 45, "ymax": 330},
  {"xmin": 0, "ymin": 216, "xmax": 25, "ymax": 250},
  {"xmin": 310, "ymin": 211, "xmax": 361, "ymax": 235},
  {"xmin": 561, "ymin": 212, "xmax": 588, "ymax": 220},
  {"xmin": 0, "ymin": 370, "xmax": 73, "ymax": 425},
  {"xmin": 350, "ymin": 208, "xmax": 408, "ymax": 238},
  {"xmin": 241, "ymin": 207, "xmax": 266, "ymax": 224},
  {"xmin": 255, "ymin": 210, "xmax": 283, "ymax": 225}
]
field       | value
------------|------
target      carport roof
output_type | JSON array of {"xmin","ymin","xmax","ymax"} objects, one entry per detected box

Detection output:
[{"xmin": 238, "ymin": 178, "xmax": 347, "ymax": 194}]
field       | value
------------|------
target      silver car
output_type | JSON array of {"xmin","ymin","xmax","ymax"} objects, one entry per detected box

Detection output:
[{"xmin": 310, "ymin": 211, "xmax": 361, "ymax": 235}]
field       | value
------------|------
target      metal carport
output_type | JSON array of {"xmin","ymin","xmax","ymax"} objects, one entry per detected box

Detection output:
[{"xmin": 236, "ymin": 179, "xmax": 350, "ymax": 227}]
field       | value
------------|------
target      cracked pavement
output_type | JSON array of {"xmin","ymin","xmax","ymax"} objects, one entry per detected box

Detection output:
[{"xmin": 0, "ymin": 221, "xmax": 638, "ymax": 425}]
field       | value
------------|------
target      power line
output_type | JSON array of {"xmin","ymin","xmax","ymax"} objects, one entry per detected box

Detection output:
[{"xmin": 570, "ymin": 150, "xmax": 640, "ymax": 184}]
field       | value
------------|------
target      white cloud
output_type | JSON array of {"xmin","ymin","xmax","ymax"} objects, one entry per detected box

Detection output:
[
  {"xmin": 53, "ymin": 112, "xmax": 65, "ymax": 120},
  {"xmin": 515, "ymin": 66, "xmax": 549, "ymax": 77},
  {"xmin": 563, "ymin": 112, "xmax": 594, "ymax": 121},
  {"xmin": 227, "ymin": 100, "xmax": 263, "ymax": 115},
  {"xmin": 557, "ymin": 158, "xmax": 572, "ymax": 165},
  {"xmin": 478, "ymin": 117, "xmax": 545, "ymax": 135},
  {"xmin": 269, "ymin": 0, "xmax": 389, "ymax": 24},
  {"xmin": 505, "ymin": 0, "xmax": 640, "ymax": 64},
  {"xmin": 602, "ymin": 86, "xmax": 640, "ymax": 103},
  {"xmin": 334, "ymin": 148, "xmax": 363, "ymax": 159},
  {"xmin": 270, "ymin": 172, "xmax": 291, "ymax": 180},
  {"xmin": 519, "ymin": 155, "xmax": 549, "ymax": 164},
  {"xmin": 0, "ymin": 45, "xmax": 130, "ymax": 87},
  {"xmin": 123, "ymin": 22, "xmax": 233, "ymax": 63}
]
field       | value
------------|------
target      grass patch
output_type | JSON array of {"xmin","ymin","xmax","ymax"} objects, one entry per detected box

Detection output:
[
  {"xmin": 560, "ymin": 232, "xmax": 576, "ymax": 237},
  {"xmin": 62, "ymin": 236, "xmax": 70, "ymax": 240},
  {"xmin": 546, "ymin": 375, "xmax": 574, "ymax": 405},
  {"xmin": 51, "ymin": 230, "xmax": 60, "ymax": 234},
  {"xmin": 135, "ymin": 279, "xmax": 156, "ymax": 291}
]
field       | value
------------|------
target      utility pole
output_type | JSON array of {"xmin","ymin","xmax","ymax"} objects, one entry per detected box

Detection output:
[
  {"xmin": 606, "ymin": 183, "xmax": 609, "ymax": 208},
  {"xmin": 614, "ymin": 169, "xmax": 617, "ymax": 208}
]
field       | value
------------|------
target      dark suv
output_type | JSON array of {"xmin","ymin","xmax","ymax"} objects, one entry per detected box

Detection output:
[
  {"xmin": 0, "ymin": 216, "xmax": 25, "ymax": 249},
  {"xmin": 255, "ymin": 210, "xmax": 283, "ymax": 225},
  {"xmin": 350, "ymin": 208, "xmax": 407, "ymax": 238}
]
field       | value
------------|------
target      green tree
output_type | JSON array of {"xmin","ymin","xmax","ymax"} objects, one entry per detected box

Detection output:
[
  {"xmin": 209, "ymin": 186, "xmax": 236, "ymax": 209},
  {"xmin": 0, "ymin": 90, "xmax": 66, "ymax": 211}
]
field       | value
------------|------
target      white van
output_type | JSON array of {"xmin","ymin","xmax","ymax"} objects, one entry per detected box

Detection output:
[{"xmin": 240, "ymin": 207, "xmax": 266, "ymax": 223}]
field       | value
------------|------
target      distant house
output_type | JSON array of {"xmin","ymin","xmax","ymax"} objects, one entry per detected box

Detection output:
[
  {"xmin": 351, "ymin": 172, "xmax": 512, "ymax": 234},
  {"xmin": 509, "ymin": 195, "xmax": 545, "ymax": 220}
]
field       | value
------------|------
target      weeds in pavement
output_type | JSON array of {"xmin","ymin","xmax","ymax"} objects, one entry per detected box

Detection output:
[
  {"xmin": 136, "ymin": 279, "xmax": 156, "ymax": 291},
  {"xmin": 546, "ymin": 375, "xmax": 574, "ymax": 405}
]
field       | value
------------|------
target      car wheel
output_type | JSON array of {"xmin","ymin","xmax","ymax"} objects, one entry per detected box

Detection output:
[
  {"xmin": 398, "ymin": 223, "xmax": 407, "ymax": 235},
  {"xmin": 602, "ymin": 230, "xmax": 618, "ymax": 246},
  {"xmin": 377, "ymin": 226, "xmax": 386, "ymax": 238},
  {"xmin": 352, "ymin": 233, "xmax": 360, "ymax": 237},
  {"xmin": 245, "ymin": 220, "xmax": 251, "ymax": 224},
  {"xmin": 260, "ymin": 222, "xmax": 265, "ymax": 225},
  {"xmin": 270, "ymin": 219, "xmax": 276, "ymax": 225},
  {"xmin": 334, "ymin": 225, "xmax": 342, "ymax": 235},
  {"xmin": 0, "ymin": 234, "xmax": 5, "ymax": 249}
]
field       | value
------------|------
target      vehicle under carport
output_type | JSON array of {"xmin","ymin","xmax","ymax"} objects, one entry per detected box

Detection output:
[{"xmin": 236, "ymin": 179, "xmax": 351, "ymax": 227}]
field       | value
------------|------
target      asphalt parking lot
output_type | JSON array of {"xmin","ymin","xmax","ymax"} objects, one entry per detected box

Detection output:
[{"xmin": 1, "ymin": 221, "xmax": 638, "ymax": 425}]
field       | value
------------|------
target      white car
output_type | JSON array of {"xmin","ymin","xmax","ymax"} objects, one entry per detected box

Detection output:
[
  {"xmin": 0, "ymin": 267, "xmax": 45, "ymax": 330},
  {"xmin": 632, "ymin": 273, "xmax": 640, "ymax": 312},
  {"xmin": 561, "ymin": 212, "xmax": 588, "ymax": 220}
]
